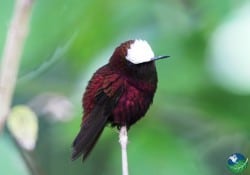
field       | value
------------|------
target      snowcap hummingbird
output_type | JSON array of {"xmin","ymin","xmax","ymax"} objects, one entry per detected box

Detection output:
[{"xmin": 72, "ymin": 39, "xmax": 169, "ymax": 160}]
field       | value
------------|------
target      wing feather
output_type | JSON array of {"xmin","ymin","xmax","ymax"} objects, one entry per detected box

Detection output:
[{"xmin": 72, "ymin": 75, "xmax": 123, "ymax": 160}]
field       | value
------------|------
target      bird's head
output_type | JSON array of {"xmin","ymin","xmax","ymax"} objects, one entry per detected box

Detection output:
[{"xmin": 109, "ymin": 39, "xmax": 169, "ymax": 69}]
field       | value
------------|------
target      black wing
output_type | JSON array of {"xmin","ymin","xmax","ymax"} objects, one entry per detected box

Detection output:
[{"xmin": 72, "ymin": 87, "xmax": 123, "ymax": 161}]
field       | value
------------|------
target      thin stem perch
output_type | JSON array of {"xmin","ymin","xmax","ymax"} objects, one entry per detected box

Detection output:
[
  {"xmin": 0, "ymin": 0, "xmax": 34, "ymax": 132},
  {"xmin": 119, "ymin": 126, "xmax": 129, "ymax": 175}
]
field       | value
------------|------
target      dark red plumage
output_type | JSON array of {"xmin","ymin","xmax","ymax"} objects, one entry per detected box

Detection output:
[{"xmin": 72, "ymin": 40, "xmax": 168, "ymax": 161}]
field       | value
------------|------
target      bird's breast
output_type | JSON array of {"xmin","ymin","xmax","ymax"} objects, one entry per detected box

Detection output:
[{"xmin": 111, "ymin": 79, "xmax": 156, "ymax": 127}]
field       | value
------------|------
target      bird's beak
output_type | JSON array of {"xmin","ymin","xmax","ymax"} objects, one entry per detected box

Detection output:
[{"xmin": 151, "ymin": 55, "xmax": 170, "ymax": 61}]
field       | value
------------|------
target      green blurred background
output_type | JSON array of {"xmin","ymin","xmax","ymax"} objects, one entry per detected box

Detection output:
[{"xmin": 0, "ymin": 0, "xmax": 249, "ymax": 174}]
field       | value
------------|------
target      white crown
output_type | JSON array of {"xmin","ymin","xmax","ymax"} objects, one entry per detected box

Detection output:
[{"xmin": 125, "ymin": 39, "xmax": 155, "ymax": 64}]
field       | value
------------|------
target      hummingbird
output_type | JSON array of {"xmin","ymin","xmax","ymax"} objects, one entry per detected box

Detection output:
[{"xmin": 72, "ymin": 39, "xmax": 169, "ymax": 161}]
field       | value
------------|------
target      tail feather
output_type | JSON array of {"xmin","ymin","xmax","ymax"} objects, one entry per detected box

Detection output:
[
  {"xmin": 72, "ymin": 106, "xmax": 109, "ymax": 161},
  {"xmin": 72, "ymin": 123, "xmax": 105, "ymax": 161}
]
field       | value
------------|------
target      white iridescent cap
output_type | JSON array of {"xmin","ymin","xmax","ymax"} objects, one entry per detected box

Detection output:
[{"xmin": 125, "ymin": 39, "xmax": 155, "ymax": 64}]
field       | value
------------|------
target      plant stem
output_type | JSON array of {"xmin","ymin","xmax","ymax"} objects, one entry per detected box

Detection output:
[
  {"xmin": 119, "ymin": 126, "xmax": 129, "ymax": 175},
  {"xmin": 0, "ymin": 0, "xmax": 34, "ymax": 132}
]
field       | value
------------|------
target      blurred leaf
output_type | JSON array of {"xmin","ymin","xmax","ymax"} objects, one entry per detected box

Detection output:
[{"xmin": 7, "ymin": 105, "xmax": 38, "ymax": 151}]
